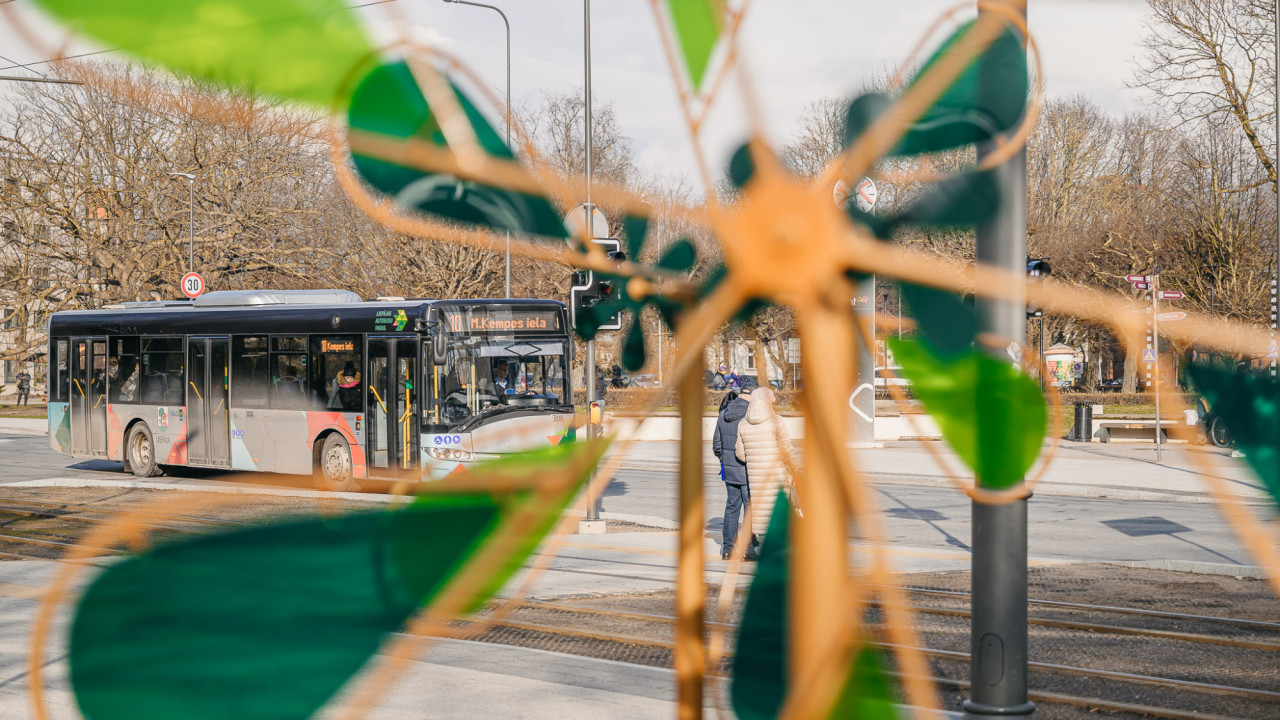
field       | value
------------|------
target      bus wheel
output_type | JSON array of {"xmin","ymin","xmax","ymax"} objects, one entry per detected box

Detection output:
[
  {"xmin": 126, "ymin": 424, "xmax": 162, "ymax": 478},
  {"xmin": 315, "ymin": 434, "xmax": 357, "ymax": 493}
]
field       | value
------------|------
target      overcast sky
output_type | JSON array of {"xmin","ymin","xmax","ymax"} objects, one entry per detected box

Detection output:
[{"xmin": 2, "ymin": 0, "xmax": 1153, "ymax": 193}]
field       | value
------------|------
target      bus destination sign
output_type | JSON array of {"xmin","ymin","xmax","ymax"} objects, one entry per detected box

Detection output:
[{"xmin": 442, "ymin": 308, "xmax": 562, "ymax": 334}]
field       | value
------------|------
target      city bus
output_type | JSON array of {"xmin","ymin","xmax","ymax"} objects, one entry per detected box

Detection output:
[{"xmin": 46, "ymin": 290, "xmax": 576, "ymax": 491}]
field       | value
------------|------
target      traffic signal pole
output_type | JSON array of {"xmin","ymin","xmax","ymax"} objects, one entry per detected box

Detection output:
[
  {"xmin": 966, "ymin": 1, "xmax": 1034, "ymax": 718},
  {"xmin": 580, "ymin": 0, "xmax": 604, "ymax": 532}
]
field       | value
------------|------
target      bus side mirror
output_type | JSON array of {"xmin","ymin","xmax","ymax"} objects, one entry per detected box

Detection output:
[{"xmin": 432, "ymin": 334, "xmax": 447, "ymax": 364}]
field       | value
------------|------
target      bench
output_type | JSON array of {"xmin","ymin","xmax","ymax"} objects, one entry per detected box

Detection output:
[{"xmin": 1097, "ymin": 420, "xmax": 1181, "ymax": 444}]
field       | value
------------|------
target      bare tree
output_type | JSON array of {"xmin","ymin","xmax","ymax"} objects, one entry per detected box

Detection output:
[{"xmin": 1135, "ymin": 0, "xmax": 1276, "ymax": 191}]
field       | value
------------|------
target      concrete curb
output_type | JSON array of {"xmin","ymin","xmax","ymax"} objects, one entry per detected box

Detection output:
[
  {"xmin": 1105, "ymin": 559, "xmax": 1268, "ymax": 580},
  {"xmin": 4, "ymin": 477, "xmax": 390, "ymax": 503},
  {"xmin": 0, "ymin": 428, "xmax": 48, "ymax": 438},
  {"xmin": 6, "ymin": 477, "xmax": 684, "ymax": 529},
  {"xmin": 565, "ymin": 509, "xmax": 678, "ymax": 530}
]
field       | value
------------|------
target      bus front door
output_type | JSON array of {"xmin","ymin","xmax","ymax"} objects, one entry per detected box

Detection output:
[
  {"xmin": 69, "ymin": 339, "xmax": 90, "ymax": 456},
  {"xmin": 367, "ymin": 338, "xmax": 420, "ymax": 478},
  {"xmin": 186, "ymin": 338, "xmax": 231, "ymax": 467},
  {"xmin": 69, "ymin": 338, "xmax": 108, "ymax": 458}
]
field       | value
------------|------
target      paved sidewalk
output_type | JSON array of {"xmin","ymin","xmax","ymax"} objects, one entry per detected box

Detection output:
[
  {"xmin": 0, "ymin": 418, "xmax": 47, "ymax": 437},
  {"xmin": 610, "ymin": 438, "xmax": 1268, "ymax": 504}
]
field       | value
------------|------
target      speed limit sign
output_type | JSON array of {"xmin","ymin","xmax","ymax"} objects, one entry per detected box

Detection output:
[{"xmin": 181, "ymin": 272, "xmax": 205, "ymax": 298}]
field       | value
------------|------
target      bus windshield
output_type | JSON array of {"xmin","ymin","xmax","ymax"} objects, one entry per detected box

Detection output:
[{"xmin": 434, "ymin": 337, "xmax": 569, "ymax": 426}]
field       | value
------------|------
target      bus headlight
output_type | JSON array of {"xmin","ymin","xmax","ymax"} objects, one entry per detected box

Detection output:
[{"xmin": 428, "ymin": 447, "xmax": 472, "ymax": 461}]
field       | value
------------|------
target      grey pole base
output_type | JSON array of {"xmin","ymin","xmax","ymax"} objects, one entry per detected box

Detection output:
[{"xmin": 963, "ymin": 699, "xmax": 1036, "ymax": 717}]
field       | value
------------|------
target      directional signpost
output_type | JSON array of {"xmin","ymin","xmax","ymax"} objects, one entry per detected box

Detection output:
[{"xmin": 1124, "ymin": 271, "xmax": 1183, "ymax": 462}]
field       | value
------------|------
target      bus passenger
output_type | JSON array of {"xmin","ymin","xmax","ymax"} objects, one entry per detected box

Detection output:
[{"xmin": 335, "ymin": 362, "xmax": 361, "ymax": 409}]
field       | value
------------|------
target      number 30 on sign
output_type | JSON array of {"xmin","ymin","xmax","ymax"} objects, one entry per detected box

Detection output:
[{"xmin": 181, "ymin": 272, "xmax": 205, "ymax": 299}]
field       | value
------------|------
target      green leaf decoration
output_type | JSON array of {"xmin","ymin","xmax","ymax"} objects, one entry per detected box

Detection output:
[
  {"xmin": 663, "ymin": 0, "xmax": 723, "ymax": 89},
  {"xmin": 846, "ymin": 205, "xmax": 895, "ymax": 240},
  {"xmin": 843, "ymin": 21, "xmax": 1027, "ymax": 156},
  {"xmin": 898, "ymin": 169, "xmax": 999, "ymax": 227},
  {"xmin": 623, "ymin": 319, "xmax": 647, "ymax": 373},
  {"xmin": 847, "ymin": 170, "xmax": 999, "ymax": 240},
  {"xmin": 657, "ymin": 238, "xmax": 698, "ymax": 272},
  {"xmin": 69, "ymin": 441, "xmax": 604, "ymax": 720},
  {"xmin": 348, "ymin": 61, "xmax": 567, "ymax": 238},
  {"xmin": 731, "ymin": 492, "xmax": 899, "ymax": 720},
  {"xmin": 728, "ymin": 143, "xmax": 757, "ymax": 189},
  {"xmin": 731, "ymin": 491, "xmax": 791, "ymax": 719},
  {"xmin": 32, "ymin": 0, "xmax": 374, "ymax": 108},
  {"xmin": 891, "ymin": 338, "xmax": 1046, "ymax": 489},
  {"xmin": 899, "ymin": 283, "xmax": 977, "ymax": 360},
  {"xmin": 827, "ymin": 647, "xmax": 901, "ymax": 720},
  {"xmin": 1187, "ymin": 363, "xmax": 1280, "ymax": 509},
  {"xmin": 623, "ymin": 214, "xmax": 650, "ymax": 259}
]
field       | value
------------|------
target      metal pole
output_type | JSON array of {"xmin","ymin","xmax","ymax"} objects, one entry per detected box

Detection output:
[
  {"xmin": 503, "ymin": 8, "xmax": 510, "ymax": 298},
  {"xmin": 585, "ymin": 0, "xmax": 593, "ymax": 210},
  {"xmin": 966, "ymin": 2, "xmax": 1032, "ymax": 718},
  {"xmin": 1039, "ymin": 314, "xmax": 1045, "ymax": 393},
  {"xmin": 1275, "ymin": 0, "xmax": 1279, "ymax": 377},
  {"xmin": 1153, "ymin": 275, "xmax": 1163, "ymax": 463},
  {"xmin": 188, "ymin": 178, "xmax": 194, "ymax": 275},
  {"xmin": 657, "ymin": 326, "xmax": 663, "ymax": 385},
  {"xmin": 582, "ymin": 0, "xmax": 600, "ymax": 525},
  {"xmin": 442, "ymin": 0, "xmax": 511, "ymax": 297}
]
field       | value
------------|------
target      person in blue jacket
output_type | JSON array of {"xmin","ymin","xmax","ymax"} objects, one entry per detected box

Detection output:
[{"xmin": 713, "ymin": 376, "xmax": 757, "ymax": 560}]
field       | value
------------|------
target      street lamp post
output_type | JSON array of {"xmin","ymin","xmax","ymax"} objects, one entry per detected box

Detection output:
[
  {"xmin": 168, "ymin": 172, "xmax": 195, "ymax": 275},
  {"xmin": 443, "ymin": 0, "xmax": 511, "ymax": 298}
]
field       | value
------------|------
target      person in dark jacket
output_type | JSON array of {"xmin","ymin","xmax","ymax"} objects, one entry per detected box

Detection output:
[{"xmin": 713, "ymin": 377, "xmax": 757, "ymax": 560}]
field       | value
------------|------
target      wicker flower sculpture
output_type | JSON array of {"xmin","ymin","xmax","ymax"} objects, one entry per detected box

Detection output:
[{"xmin": 11, "ymin": 1, "xmax": 1279, "ymax": 719}]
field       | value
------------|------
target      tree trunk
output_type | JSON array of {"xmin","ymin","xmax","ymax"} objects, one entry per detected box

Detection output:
[{"xmin": 1122, "ymin": 350, "xmax": 1138, "ymax": 393}]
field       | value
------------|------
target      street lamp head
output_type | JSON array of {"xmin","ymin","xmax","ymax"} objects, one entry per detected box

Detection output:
[{"xmin": 169, "ymin": 172, "xmax": 195, "ymax": 180}]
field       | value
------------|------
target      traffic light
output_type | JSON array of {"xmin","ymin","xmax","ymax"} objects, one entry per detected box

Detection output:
[
  {"xmin": 569, "ymin": 239, "xmax": 626, "ymax": 332},
  {"xmin": 1026, "ymin": 257, "xmax": 1051, "ymax": 317}
]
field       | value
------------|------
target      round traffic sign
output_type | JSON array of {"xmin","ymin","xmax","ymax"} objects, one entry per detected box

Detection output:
[
  {"xmin": 564, "ymin": 203, "xmax": 609, "ymax": 241},
  {"xmin": 833, "ymin": 177, "xmax": 879, "ymax": 213},
  {"xmin": 181, "ymin": 272, "xmax": 205, "ymax": 298}
]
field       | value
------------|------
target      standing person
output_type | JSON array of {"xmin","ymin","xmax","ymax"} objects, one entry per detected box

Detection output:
[
  {"xmin": 713, "ymin": 383, "xmax": 752, "ymax": 560},
  {"xmin": 16, "ymin": 367, "xmax": 31, "ymax": 406},
  {"xmin": 610, "ymin": 363, "xmax": 625, "ymax": 388},
  {"xmin": 735, "ymin": 385, "xmax": 797, "ymax": 546}
]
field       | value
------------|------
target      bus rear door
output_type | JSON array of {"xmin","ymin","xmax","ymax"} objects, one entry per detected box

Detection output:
[
  {"xmin": 367, "ymin": 338, "xmax": 420, "ymax": 478},
  {"xmin": 186, "ymin": 338, "xmax": 231, "ymax": 467}
]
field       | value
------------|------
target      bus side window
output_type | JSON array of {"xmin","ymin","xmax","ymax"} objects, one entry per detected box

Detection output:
[
  {"xmin": 141, "ymin": 338, "xmax": 184, "ymax": 405},
  {"xmin": 109, "ymin": 336, "xmax": 140, "ymax": 403},
  {"xmin": 310, "ymin": 335, "xmax": 362, "ymax": 412},
  {"xmin": 271, "ymin": 336, "xmax": 308, "ymax": 410},
  {"xmin": 231, "ymin": 336, "xmax": 269, "ymax": 408},
  {"xmin": 51, "ymin": 339, "xmax": 69, "ymax": 403}
]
